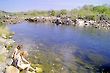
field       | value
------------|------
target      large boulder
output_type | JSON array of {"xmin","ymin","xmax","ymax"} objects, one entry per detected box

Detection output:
[{"xmin": 5, "ymin": 66, "xmax": 19, "ymax": 73}]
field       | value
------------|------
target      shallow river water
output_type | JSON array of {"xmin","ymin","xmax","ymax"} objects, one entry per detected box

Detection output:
[{"xmin": 8, "ymin": 22, "xmax": 110, "ymax": 73}]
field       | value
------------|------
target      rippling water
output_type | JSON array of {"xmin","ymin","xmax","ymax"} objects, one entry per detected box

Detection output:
[{"xmin": 8, "ymin": 22, "xmax": 110, "ymax": 73}]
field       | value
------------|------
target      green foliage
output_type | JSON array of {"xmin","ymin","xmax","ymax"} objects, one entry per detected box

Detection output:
[
  {"xmin": 60, "ymin": 9, "xmax": 67, "ymax": 15},
  {"xmin": 93, "ymin": 5, "xmax": 110, "ymax": 14},
  {"xmin": 1, "ymin": 5, "xmax": 110, "ymax": 21},
  {"xmin": 49, "ymin": 10, "xmax": 56, "ymax": 16},
  {"xmin": 70, "ymin": 5, "xmax": 110, "ymax": 20}
]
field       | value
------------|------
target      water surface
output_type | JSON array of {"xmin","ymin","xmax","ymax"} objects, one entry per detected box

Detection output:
[{"xmin": 8, "ymin": 22, "xmax": 110, "ymax": 73}]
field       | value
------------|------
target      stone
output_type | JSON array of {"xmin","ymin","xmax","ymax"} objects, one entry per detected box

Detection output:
[
  {"xmin": 0, "ymin": 37, "xmax": 6, "ymax": 43},
  {"xmin": 0, "ymin": 46, "xmax": 7, "ymax": 54},
  {"xmin": 0, "ymin": 63, "xmax": 6, "ymax": 73},
  {"xmin": 36, "ymin": 67, "xmax": 43, "ymax": 73},
  {"xmin": 6, "ymin": 58, "xmax": 13, "ymax": 66},
  {"xmin": 26, "ymin": 71, "xmax": 35, "ymax": 73},
  {"xmin": 1, "ymin": 34, "xmax": 7, "ymax": 39},
  {"xmin": 5, "ymin": 66, "xmax": 19, "ymax": 73},
  {"xmin": 6, "ymin": 39, "xmax": 15, "ymax": 45}
]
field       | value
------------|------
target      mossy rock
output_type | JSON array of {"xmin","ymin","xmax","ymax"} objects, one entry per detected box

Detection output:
[
  {"xmin": 6, "ymin": 32, "xmax": 15, "ymax": 39},
  {"xmin": 29, "ymin": 51, "xmax": 64, "ymax": 73},
  {"xmin": 6, "ymin": 45, "xmax": 13, "ymax": 50},
  {"xmin": 31, "ymin": 64, "xmax": 43, "ymax": 68},
  {"xmin": 31, "ymin": 64, "xmax": 43, "ymax": 73},
  {"xmin": 36, "ymin": 67, "xmax": 43, "ymax": 73}
]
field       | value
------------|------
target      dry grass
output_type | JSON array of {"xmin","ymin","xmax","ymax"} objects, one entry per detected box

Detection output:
[{"xmin": 0, "ymin": 24, "xmax": 10, "ymax": 36}]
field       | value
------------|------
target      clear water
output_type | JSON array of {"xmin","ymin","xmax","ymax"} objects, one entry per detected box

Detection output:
[{"xmin": 8, "ymin": 22, "xmax": 110, "ymax": 73}]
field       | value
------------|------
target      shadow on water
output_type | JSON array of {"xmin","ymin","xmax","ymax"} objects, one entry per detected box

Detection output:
[{"xmin": 8, "ymin": 22, "xmax": 110, "ymax": 73}]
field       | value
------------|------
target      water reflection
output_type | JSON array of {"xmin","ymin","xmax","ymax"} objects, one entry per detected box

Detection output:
[{"xmin": 8, "ymin": 22, "xmax": 110, "ymax": 73}]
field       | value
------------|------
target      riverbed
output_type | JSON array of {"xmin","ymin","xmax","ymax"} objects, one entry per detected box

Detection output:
[{"xmin": 8, "ymin": 22, "xmax": 110, "ymax": 73}]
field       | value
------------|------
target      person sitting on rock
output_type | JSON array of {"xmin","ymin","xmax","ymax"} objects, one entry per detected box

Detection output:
[
  {"xmin": 11, "ymin": 45, "xmax": 23, "ymax": 67},
  {"xmin": 17, "ymin": 50, "xmax": 35, "ymax": 72}
]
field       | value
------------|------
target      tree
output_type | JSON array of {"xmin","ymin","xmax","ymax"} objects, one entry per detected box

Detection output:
[
  {"xmin": 93, "ymin": 6, "xmax": 109, "ymax": 14},
  {"xmin": 60, "ymin": 9, "xmax": 67, "ymax": 15},
  {"xmin": 49, "ymin": 10, "xmax": 56, "ymax": 16}
]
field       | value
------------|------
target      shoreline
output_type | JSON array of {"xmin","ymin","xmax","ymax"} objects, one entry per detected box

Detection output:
[
  {"xmin": 0, "ymin": 22, "xmax": 110, "ymax": 73},
  {"xmin": 0, "ymin": 14, "xmax": 110, "ymax": 30},
  {"xmin": 25, "ymin": 16, "xmax": 110, "ymax": 30},
  {"xmin": 0, "ymin": 33, "xmax": 15, "ymax": 73}
]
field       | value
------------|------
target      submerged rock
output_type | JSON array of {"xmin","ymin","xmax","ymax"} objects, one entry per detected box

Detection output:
[
  {"xmin": 98, "ymin": 63, "xmax": 110, "ymax": 73},
  {"xmin": 36, "ymin": 67, "xmax": 43, "ymax": 73}
]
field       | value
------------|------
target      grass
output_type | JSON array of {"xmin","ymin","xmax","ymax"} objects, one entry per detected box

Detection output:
[
  {"xmin": 0, "ymin": 54, "xmax": 6, "ymax": 63},
  {"xmin": 0, "ymin": 23, "xmax": 10, "ymax": 37},
  {"xmin": 0, "ymin": 27, "xmax": 9, "ymax": 36}
]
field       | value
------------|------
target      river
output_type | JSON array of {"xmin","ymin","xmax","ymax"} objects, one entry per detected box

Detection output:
[{"xmin": 8, "ymin": 22, "xmax": 110, "ymax": 73}]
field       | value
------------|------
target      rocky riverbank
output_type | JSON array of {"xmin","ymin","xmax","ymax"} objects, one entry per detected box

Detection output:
[
  {"xmin": 0, "ymin": 33, "xmax": 15, "ymax": 73},
  {"xmin": 25, "ymin": 16, "xmax": 110, "ymax": 30},
  {"xmin": 1, "ymin": 14, "xmax": 110, "ymax": 30},
  {"xmin": 0, "ymin": 15, "xmax": 24, "ymax": 25},
  {"xmin": 0, "ymin": 32, "xmax": 43, "ymax": 73}
]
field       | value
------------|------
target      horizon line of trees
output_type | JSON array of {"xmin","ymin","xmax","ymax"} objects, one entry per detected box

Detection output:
[
  {"xmin": 1, "ymin": 4, "xmax": 110, "ymax": 20},
  {"xmin": 22, "ymin": 4, "xmax": 110, "ymax": 20}
]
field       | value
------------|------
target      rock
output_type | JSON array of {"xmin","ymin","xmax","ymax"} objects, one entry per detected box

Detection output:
[
  {"xmin": 26, "ymin": 71, "xmax": 35, "ymax": 73},
  {"xmin": 0, "ymin": 46, "xmax": 7, "ymax": 54},
  {"xmin": 5, "ymin": 39, "xmax": 15, "ymax": 45},
  {"xmin": 1, "ymin": 34, "xmax": 7, "ymax": 39},
  {"xmin": 0, "ymin": 63, "xmax": 6, "ymax": 73},
  {"xmin": 5, "ymin": 66, "xmax": 19, "ymax": 73},
  {"xmin": 5, "ymin": 58, "xmax": 13, "ymax": 66},
  {"xmin": 0, "ymin": 36, "xmax": 15, "ymax": 44},
  {"xmin": 0, "ymin": 37, "xmax": 6, "ymax": 43},
  {"xmin": 36, "ymin": 67, "xmax": 43, "ymax": 73}
]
